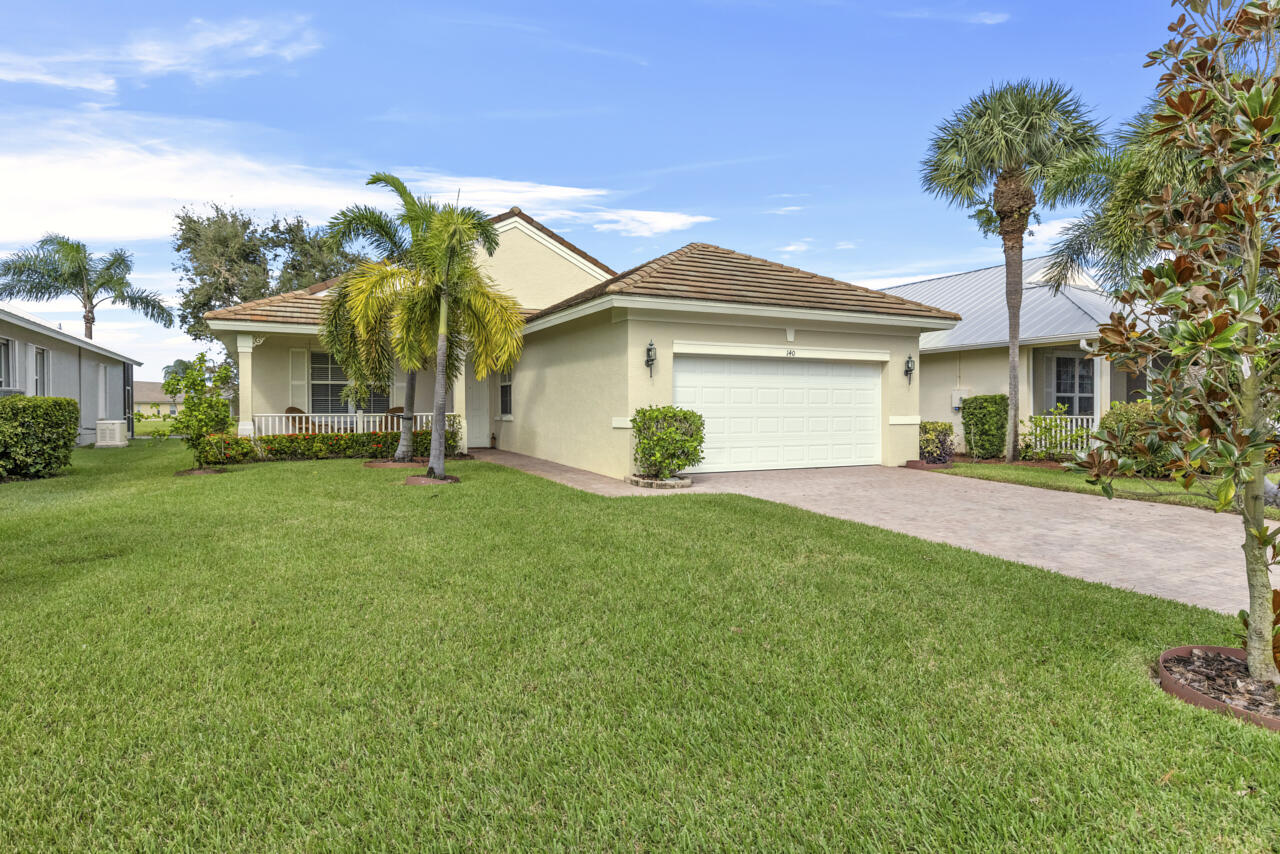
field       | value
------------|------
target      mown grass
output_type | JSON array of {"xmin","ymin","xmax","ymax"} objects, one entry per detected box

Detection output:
[
  {"xmin": 942, "ymin": 461, "xmax": 1280, "ymax": 520},
  {"xmin": 2, "ymin": 443, "xmax": 1278, "ymax": 851}
]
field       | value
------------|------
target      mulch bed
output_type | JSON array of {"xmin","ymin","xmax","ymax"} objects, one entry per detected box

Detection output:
[
  {"xmin": 904, "ymin": 460, "xmax": 954, "ymax": 471},
  {"xmin": 952, "ymin": 455, "xmax": 1069, "ymax": 470},
  {"xmin": 174, "ymin": 468, "xmax": 229, "ymax": 477},
  {"xmin": 1161, "ymin": 647, "xmax": 1280, "ymax": 727},
  {"xmin": 405, "ymin": 474, "xmax": 461, "ymax": 486}
]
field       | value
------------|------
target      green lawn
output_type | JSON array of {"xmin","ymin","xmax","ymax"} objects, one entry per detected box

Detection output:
[
  {"xmin": 942, "ymin": 461, "xmax": 1280, "ymax": 519},
  {"xmin": 2, "ymin": 443, "xmax": 1278, "ymax": 850},
  {"xmin": 130, "ymin": 418, "xmax": 172, "ymax": 437}
]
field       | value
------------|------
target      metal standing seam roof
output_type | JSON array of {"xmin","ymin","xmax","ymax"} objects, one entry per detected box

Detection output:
[{"xmin": 881, "ymin": 256, "xmax": 1119, "ymax": 352}]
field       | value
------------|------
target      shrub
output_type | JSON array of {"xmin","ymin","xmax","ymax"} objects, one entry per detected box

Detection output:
[
  {"xmin": 961, "ymin": 394, "xmax": 1007, "ymax": 459},
  {"xmin": 1097, "ymin": 400, "xmax": 1174, "ymax": 478},
  {"xmin": 0, "ymin": 395, "xmax": 80, "ymax": 480},
  {"xmin": 631, "ymin": 406, "xmax": 705, "ymax": 479},
  {"xmin": 919, "ymin": 421, "xmax": 955, "ymax": 464},
  {"xmin": 192, "ymin": 417, "xmax": 462, "ymax": 469},
  {"xmin": 154, "ymin": 353, "xmax": 234, "ymax": 466}
]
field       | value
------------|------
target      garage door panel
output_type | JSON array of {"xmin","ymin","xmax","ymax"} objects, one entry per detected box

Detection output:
[{"xmin": 675, "ymin": 354, "xmax": 881, "ymax": 473}]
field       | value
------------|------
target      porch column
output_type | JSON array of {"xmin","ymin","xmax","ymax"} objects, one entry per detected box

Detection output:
[
  {"xmin": 236, "ymin": 333, "xmax": 255, "ymax": 437},
  {"xmin": 1093, "ymin": 344, "xmax": 1110, "ymax": 428},
  {"xmin": 453, "ymin": 361, "xmax": 468, "ymax": 453}
]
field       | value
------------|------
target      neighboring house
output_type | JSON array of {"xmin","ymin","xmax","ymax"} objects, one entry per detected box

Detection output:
[
  {"xmin": 205, "ymin": 207, "xmax": 958, "ymax": 478},
  {"xmin": 883, "ymin": 257, "xmax": 1142, "ymax": 449},
  {"xmin": 0, "ymin": 304, "xmax": 141, "ymax": 444},
  {"xmin": 133, "ymin": 381, "xmax": 183, "ymax": 417}
]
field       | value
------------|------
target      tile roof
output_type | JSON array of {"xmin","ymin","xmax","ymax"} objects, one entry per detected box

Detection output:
[
  {"xmin": 527, "ymin": 243, "xmax": 961, "ymax": 323},
  {"xmin": 882, "ymin": 256, "xmax": 1117, "ymax": 352},
  {"xmin": 133, "ymin": 380, "xmax": 182, "ymax": 403}
]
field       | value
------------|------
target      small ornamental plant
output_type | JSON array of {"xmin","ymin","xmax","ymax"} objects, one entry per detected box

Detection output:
[
  {"xmin": 1079, "ymin": 1, "xmax": 1280, "ymax": 684},
  {"xmin": 152, "ymin": 352, "xmax": 234, "ymax": 467},
  {"xmin": 631, "ymin": 406, "xmax": 705, "ymax": 480},
  {"xmin": 960, "ymin": 394, "xmax": 1008, "ymax": 459},
  {"xmin": 919, "ymin": 421, "xmax": 955, "ymax": 464}
]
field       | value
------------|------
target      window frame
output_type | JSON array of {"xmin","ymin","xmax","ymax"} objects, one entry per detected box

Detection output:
[
  {"xmin": 33, "ymin": 346, "xmax": 47, "ymax": 396},
  {"xmin": 0, "ymin": 338, "xmax": 11, "ymax": 388},
  {"xmin": 308, "ymin": 351, "xmax": 388, "ymax": 414},
  {"xmin": 498, "ymin": 371, "xmax": 513, "ymax": 418},
  {"xmin": 1052, "ymin": 355, "xmax": 1094, "ymax": 417}
]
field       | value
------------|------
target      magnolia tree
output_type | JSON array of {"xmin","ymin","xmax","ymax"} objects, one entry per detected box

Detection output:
[{"xmin": 1081, "ymin": 0, "xmax": 1280, "ymax": 683}]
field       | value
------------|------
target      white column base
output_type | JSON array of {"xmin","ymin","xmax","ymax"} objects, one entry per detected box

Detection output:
[{"xmin": 237, "ymin": 420, "xmax": 255, "ymax": 438}]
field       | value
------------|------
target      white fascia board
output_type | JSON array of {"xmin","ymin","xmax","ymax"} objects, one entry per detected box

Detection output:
[
  {"xmin": 206, "ymin": 319, "xmax": 321, "ymax": 336},
  {"xmin": 523, "ymin": 294, "xmax": 959, "ymax": 335},
  {"xmin": 493, "ymin": 218, "xmax": 612, "ymax": 281},
  {"xmin": 673, "ymin": 340, "xmax": 890, "ymax": 362},
  {"xmin": 920, "ymin": 333, "xmax": 1098, "ymax": 355}
]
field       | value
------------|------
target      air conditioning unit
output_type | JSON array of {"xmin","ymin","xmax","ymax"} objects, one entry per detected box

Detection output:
[{"xmin": 95, "ymin": 419, "xmax": 128, "ymax": 448}]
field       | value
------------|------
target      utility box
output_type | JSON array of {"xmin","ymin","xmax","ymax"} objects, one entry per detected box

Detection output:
[
  {"xmin": 95, "ymin": 420, "xmax": 128, "ymax": 448},
  {"xmin": 951, "ymin": 388, "xmax": 971, "ymax": 412}
]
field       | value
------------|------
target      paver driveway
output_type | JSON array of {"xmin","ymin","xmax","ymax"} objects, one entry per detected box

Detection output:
[{"xmin": 473, "ymin": 450, "xmax": 1246, "ymax": 614}]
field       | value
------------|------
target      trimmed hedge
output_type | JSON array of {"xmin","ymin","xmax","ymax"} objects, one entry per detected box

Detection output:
[
  {"xmin": 193, "ymin": 417, "xmax": 462, "ymax": 468},
  {"xmin": 631, "ymin": 405, "xmax": 705, "ymax": 479},
  {"xmin": 1098, "ymin": 400, "xmax": 1174, "ymax": 478},
  {"xmin": 961, "ymin": 394, "xmax": 1008, "ymax": 459},
  {"xmin": 919, "ymin": 420, "xmax": 955, "ymax": 464},
  {"xmin": 0, "ymin": 395, "xmax": 80, "ymax": 480}
]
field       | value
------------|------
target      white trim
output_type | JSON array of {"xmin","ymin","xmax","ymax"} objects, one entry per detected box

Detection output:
[
  {"xmin": 921, "ymin": 334, "xmax": 1099, "ymax": 355},
  {"xmin": 493, "ymin": 217, "xmax": 612, "ymax": 281},
  {"xmin": 209, "ymin": 319, "xmax": 320, "ymax": 336},
  {"xmin": 524, "ymin": 294, "xmax": 959, "ymax": 335},
  {"xmin": 888, "ymin": 415, "xmax": 921, "ymax": 426},
  {"xmin": 611, "ymin": 416, "xmax": 631, "ymax": 429},
  {"xmin": 0, "ymin": 306, "xmax": 141, "ymax": 365},
  {"xmin": 672, "ymin": 340, "xmax": 890, "ymax": 362},
  {"xmin": 493, "ymin": 414, "xmax": 514, "ymax": 422}
]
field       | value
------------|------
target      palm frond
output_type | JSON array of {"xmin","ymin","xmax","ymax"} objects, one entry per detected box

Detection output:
[
  {"xmin": 326, "ymin": 205, "xmax": 409, "ymax": 260},
  {"xmin": 112, "ymin": 286, "xmax": 175, "ymax": 327}
]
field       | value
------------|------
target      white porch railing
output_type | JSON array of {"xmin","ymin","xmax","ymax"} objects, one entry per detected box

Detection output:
[
  {"xmin": 1026, "ymin": 414, "xmax": 1097, "ymax": 456},
  {"xmin": 253, "ymin": 411, "xmax": 450, "ymax": 435}
]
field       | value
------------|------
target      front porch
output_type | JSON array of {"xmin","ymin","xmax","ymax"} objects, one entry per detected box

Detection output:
[
  {"xmin": 228, "ymin": 331, "xmax": 498, "ymax": 453},
  {"xmin": 1022, "ymin": 344, "xmax": 1146, "ymax": 455}
]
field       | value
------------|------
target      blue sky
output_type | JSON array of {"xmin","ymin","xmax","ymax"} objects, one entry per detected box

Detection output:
[{"xmin": 2, "ymin": 0, "xmax": 1170, "ymax": 379}]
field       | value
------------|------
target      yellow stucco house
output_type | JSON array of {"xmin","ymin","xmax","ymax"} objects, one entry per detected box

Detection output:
[
  {"xmin": 884, "ymin": 257, "xmax": 1143, "ymax": 453},
  {"xmin": 205, "ymin": 208, "xmax": 958, "ymax": 479}
]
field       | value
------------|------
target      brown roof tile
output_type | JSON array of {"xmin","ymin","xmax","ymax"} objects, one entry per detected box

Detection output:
[{"xmin": 526, "ymin": 243, "xmax": 961, "ymax": 323}]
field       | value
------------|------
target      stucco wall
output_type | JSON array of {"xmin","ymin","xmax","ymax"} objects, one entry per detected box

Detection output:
[
  {"xmin": 0, "ymin": 318, "xmax": 127, "ymax": 443},
  {"xmin": 479, "ymin": 223, "xmax": 607, "ymax": 311},
  {"xmin": 491, "ymin": 312, "xmax": 629, "ymax": 476},
  {"xmin": 623, "ymin": 311, "xmax": 924, "ymax": 472}
]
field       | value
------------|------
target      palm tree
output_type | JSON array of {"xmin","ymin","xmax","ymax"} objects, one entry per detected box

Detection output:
[
  {"xmin": 922, "ymin": 80, "xmax": 1102, "ymax": 462},
  {"xmin": 162, "ymin": 359, "xmax": 195, "ymax": 380},
  {"xmin": 0, "ymin": 234, "xmax": 173, "ymax": 339},
  {"xmin": 323, "ymin": 175, "xmax": 524, "ymax": 473}
]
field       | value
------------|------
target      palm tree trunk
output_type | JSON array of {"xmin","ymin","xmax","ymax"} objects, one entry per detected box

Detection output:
[
  {"xmin": 428, "ymin": 293, "xmax": 449, "ymax": 478},
  {"xmin": 395, "ymin": 370, "xmax": 416, "ymax": 462},
  {"xmin": 993, "ymin": 169, "xmax": 1035, "ymax": 463},
  {"xmin": 1001, "ymin": 234, "xmax": 1024, "ymax": 462},
  {"xmin": 83, "ymin": 305, "xmax": 94, "ymax": 339}
]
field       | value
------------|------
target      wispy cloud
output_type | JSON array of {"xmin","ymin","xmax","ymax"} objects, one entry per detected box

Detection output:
[
  {"xmin": 0, "ymin": 107, "xmax": 711, "ymax": 243},
  {"xmin": 835, "ymin": 240, "xmax": 858, "ymax": 250},
  {"xmin": 887, "ymin": 8, "xmax": 1010, "ymax": 25},
  {"xmin": 0, "ymin": 15, "xmax": 321, "ymax": 94},
  {"xmin": 776, "ymin": 239, "xmax": 813, "ymax": 253},
  {"xmin": 436, "ymin": 14, "xmax": 648, "ymax": 66},
  {"xmin": 765, "ymin": 205, "xmax": 805, "ymax": 215}
]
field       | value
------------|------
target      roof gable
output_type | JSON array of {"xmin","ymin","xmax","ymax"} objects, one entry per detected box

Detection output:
[{"xmin": 528, "ymin": 243, "xmax": 961, "ymax": 323}]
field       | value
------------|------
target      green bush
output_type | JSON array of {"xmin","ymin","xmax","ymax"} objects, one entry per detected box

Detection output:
[
  {"xmin": 961, "ymin": 394, "xmax": 1008, "ymax": 459},
  {"xmin": 154, "ymin": 353, "xmax": 233, "ymax": 466},
  {"xmin": 631, "ymin": 406, "xmax": 705, "ymax": 479},
  {"xmin": 1098, "ymin": 400, "xmax": 1174, "ymax": 478},
  {"xmin": 192, "ymin": 417, "xmax": 462, "ymax": 468},
  {"xmin": 919, "ymin": 421, "xmax": 955, "ymax": 464},
  {"xmin": 0, "ymin": 395, "xmax": 80, "ymax": 480}
]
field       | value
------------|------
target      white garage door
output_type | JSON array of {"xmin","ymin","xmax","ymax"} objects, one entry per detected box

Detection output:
[{"xmin": 673, "ymin": 354, "xmax": 882, "ymax": 473}]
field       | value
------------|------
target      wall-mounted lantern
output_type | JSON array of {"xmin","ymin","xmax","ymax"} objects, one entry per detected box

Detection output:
[
  {"xmin": 904, "ymin": 354, "xmax": 916, "ymax": 385},
  {"xmin": 644, "ymin": 340, "xmax": 658, "ymax": 377}
]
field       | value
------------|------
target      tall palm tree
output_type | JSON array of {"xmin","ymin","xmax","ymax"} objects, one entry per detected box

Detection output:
[
  {"xmin": 323, "ymin": 174, "xmax": 419, "ymax": 461},
  {"xmin": 922, "ymin": 80, "xmax": 1102, "ymax": 461},
  {"xmin": 0, "ymin": 234, "xmax": 173, "ymax": 339},
  {"xmin": 323, "ymin": 175, "xmax": 524, "ymax": 473}
]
